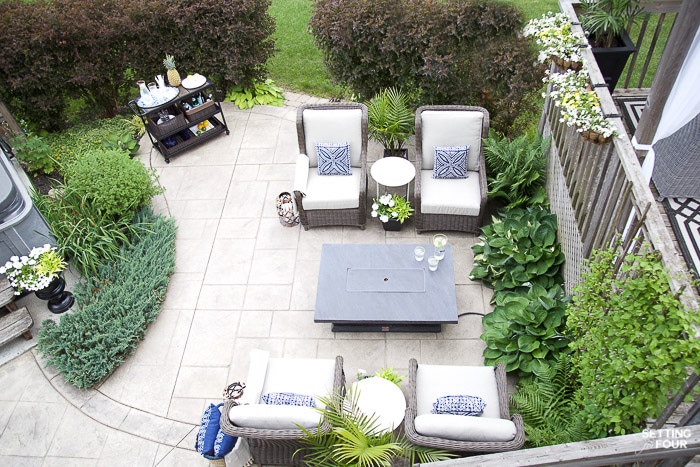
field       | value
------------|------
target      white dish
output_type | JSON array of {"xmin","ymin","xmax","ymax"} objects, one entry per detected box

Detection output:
[{"xmin": 182, "ymin": 74, "xmax": 207, "ymax": 89}]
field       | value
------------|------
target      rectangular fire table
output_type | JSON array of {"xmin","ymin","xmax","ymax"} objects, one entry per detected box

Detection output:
[{"xmin": 314, "ymin": 244, "xmax": 458, "ymax": 332}]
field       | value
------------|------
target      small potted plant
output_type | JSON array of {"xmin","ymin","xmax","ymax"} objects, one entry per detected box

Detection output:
[
  {"xmin": 578, "ymin": 0, "xmax": 645, "ymax": 91},
  {"xmin": 524, "ymin": 12, "xmax": 586, "ymax": 70},
  {"xmin": 371, "ymin": 193, "xmax": 414, "ymax": 231},
  {"xmin": 0, "ymin": 244, "xmax": 74, "ymax": 313},
  {"xmin": 365, "ymin": 87, "xmax": 415, "ymax": 158}
]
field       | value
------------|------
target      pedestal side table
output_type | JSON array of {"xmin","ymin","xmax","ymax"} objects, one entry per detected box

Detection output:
[{"xmin": 370, "ymin": 157, "xmax": 416, "ymax": 199}]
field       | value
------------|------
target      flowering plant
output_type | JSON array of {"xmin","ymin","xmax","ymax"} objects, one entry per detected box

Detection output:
[
  {"xmin": 371, "ymin": 193, "xmax": 414, "ymax": 224},
  {"xmin": 524, "ymin": 12, "xmax": 586, "ymax": 66},
  {"xmin": 544, "ymin": 68, "xmax": 618, "ymax": 138},
  {"xmin": 0, "ymin": 244, "xmax": 67, "ymax": 294}
]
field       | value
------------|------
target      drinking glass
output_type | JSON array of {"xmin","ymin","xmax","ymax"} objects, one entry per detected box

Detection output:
[
  {"xmin": 433, "ymin": 234, "xmax": 447, "ymax": 261},
  {"xmin": 414, "ymin": 246, "xmax": 425, "ymax": 261},
  {"xmin": 428, "ymin": 256, "xmax": 439, "ymax": 271}
]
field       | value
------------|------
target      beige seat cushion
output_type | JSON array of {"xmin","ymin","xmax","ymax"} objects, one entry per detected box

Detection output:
[
  {"xmin": 416, "ymin": 364, "xmax": 501, "ymax": 418},
  {"xmin": 302, "ymin": 108, "xmax": 364, "ymax": 168},
  {"xmin": 414, "ymin": 413, "xmax": 517, "ymax": 442},
  {"xmin": 420, "ymin": 110, "xmax": 484, "ymax": 172},
  {"xmin": 420, "ymin": 170, "xmax": 481, "ymax": 216},
  {"xmin": 228, "ymin": 404, "xmax": 321, "ymax": 430},
  {"xmin": 301, "ymin": 170, "xmax": 362, "ymax": 210}
]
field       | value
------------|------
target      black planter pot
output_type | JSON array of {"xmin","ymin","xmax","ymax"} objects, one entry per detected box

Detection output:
[
  {"xmin": 382, "ymin": 219, "xmax": 402, "ymax": 231},
  {"xmin": 35, "ymin": 274, "xmax": 74, "ymax": 314},
  {"xmin": 591, "ymin": 30, "xmax": 636, "ymax": 93},
  {"xmin": 383, "ymin": 148, "xmax": 408, "ymax": 159}
]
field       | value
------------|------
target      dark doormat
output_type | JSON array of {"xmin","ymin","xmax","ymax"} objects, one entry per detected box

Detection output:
[
  {"xmin": 662, "ymin": 197, "xmax": 700, "ymax": 290},
  {"xmin": 615, "ymin": 97, "xmax": 646, "ymax": 133}
]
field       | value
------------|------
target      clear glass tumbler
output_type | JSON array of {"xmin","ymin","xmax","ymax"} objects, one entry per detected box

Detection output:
[
  {"xmin": 433, "ymin": 234, "xmax": 448, "ymax": 261},
  {"xmin": 428, "ymin": 256, "xmax": 439, "ymax": 271},
  {"xmin": 414, "ymin": 246, "xmax": 425, "ymax": 261}
]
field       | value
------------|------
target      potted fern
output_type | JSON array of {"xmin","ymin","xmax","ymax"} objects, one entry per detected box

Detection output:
[{"xmin": 366, "ymin": 87, "xmax": 415, "ymax": 158}]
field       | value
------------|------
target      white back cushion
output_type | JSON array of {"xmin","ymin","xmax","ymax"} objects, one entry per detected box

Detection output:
[
  {"xmin": 262, "ymin": 357, "xmax": 337, "ymax": 408},
  {"xmin": 420, "ymin": 110, "xmax": 483, "ymax": 171},
  {"xmin": 303, "ymin": 109, "xmax": 364, "ymax": 168},
  {"xmin": 416, "ymin": 364, "xmax": 501, "ymax": 419}
]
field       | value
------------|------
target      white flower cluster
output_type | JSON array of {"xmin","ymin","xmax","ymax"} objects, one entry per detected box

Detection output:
[
  {"xmin": 371, "ymin": 193, "xmax": 396, "ymax": 223},
  {"xmin": 543, "ymin": 68, "xmax": 618, "ymax": 138},
  {"xmin": 524, "ymin": 12, "xmax": 587, "ymax": 65},
  {"xmin": 0, "ymin": 244, "xmax": 58, "ymax": 295}
]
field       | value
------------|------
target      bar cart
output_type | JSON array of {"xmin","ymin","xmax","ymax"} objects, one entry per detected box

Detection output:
[{"xmin": 128, "ymin": 79, "xmax": 229, "ymax": 163}]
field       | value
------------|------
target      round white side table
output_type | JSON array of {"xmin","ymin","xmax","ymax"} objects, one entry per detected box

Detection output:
[
  {"xmin": 351, "ymin": 376, "xmax": 406, "ymax": 432},
  {"xmin": 370, "ymin": 157, "xmax": 416, "ymax": 199}
]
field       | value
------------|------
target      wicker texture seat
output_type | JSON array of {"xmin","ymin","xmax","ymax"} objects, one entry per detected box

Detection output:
[
  {"xmin": 293, "ymin": 103, "xmax": 368, "ymax": 230},
  {"xmin": 404, "ymin": 359, "xmax": 525, "ymax": 453},
  {"xmin": 414, "ymin": 105, "xmax": 489, "ymax": 233},
  {"xmin": 220, "ymin": 354, "xmax": 345, "ymax": 466}
]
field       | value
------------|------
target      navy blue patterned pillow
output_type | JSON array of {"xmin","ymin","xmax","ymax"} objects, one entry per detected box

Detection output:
[
  {"xmin": 431, "ymin": 395, "xmax": 486, "ymax": 416},
  {"xmin": 432, "ymin": 146, "xmax": 470, "ymax": 179},
  {"xmin": 317, "ymin": 142, "xmax": 351, "ymax": 176},
  {"xmin": 262, "ymin": 392, "xmax": 317, "ymax": 407}
]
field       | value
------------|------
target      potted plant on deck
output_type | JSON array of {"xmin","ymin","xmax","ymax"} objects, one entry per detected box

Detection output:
[
  {"xmin": 579, "ymin": 0, "xmax": 645, "ymax": 92},
  {"xmin": 366, "ymin": 87, "xmax": 415, "ymax": 158},
  {"xmin": 371, "ymin": 193, "xmax": 414, "ymax": 231}
]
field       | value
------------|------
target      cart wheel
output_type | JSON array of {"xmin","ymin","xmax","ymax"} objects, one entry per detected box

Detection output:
[
  {"xmin": 225, "ymin": 130, "xmax": 230, "ymax": 135},
  {"xmin": 165, "ymin": 158, "xmax": 170, "ymax": 164}
]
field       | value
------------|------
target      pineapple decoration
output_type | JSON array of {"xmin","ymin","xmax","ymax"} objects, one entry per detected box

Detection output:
[{"xmin": 163, "ymin": 54, "xmax": 181, "ymax": 87}]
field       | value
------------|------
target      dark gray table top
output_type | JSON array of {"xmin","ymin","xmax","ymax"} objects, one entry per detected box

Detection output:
[{"xmin": 314, "ymin": 244, "xmax": 458, "ymax": 325}]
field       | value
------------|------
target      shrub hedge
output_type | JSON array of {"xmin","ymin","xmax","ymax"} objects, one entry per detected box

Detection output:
[
  {"xmin": 0, "ymin": 0, "xmax": 275, "ymax": 130},
  {"xmin": 37, "ymin": 210, "xmax": 177, "ymax": 389},
  {"xmin": 311, "ymin": 0, "xmax": 544, "ymax": 135}
]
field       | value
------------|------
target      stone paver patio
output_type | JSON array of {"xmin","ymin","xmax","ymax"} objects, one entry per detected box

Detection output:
[{"xmin": 0, "ymin": 93, "xmax": 492, "ymax": 466}]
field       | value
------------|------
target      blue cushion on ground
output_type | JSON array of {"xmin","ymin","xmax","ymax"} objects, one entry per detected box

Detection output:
[
  {"xmin": 432, "ymin": 395, "xmax": 486, "ymax": 416},
  {"xmin": 262, "ymin": 392, "xmax": 317, "ymax": 407},
  {"xmin": 317, "ymin": 142, "xmax": 351, "ymax": 176},
  {"xmin": 196, "ymin": 403, "xmax": 237, "ymax": 459},
  {"xmin": 433, "ymin": 146, "xmax": 469, "ymax": 179}
]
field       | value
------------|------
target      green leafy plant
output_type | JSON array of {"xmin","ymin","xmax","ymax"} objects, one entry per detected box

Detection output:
[
  {"xmin": 374, "ymin": 367, "xmax": 403, "ymax": 387},
  {"xmin": 11, "ymin": 132, "xmax": 56, "ymax": 175},
  {"xmin": 580, "ymin": 0, "xmax": 645, "ymax": 48},
  {"xmin": 566, "ymin": 243, "xmax": 700, "ymax": 437},
  {"xmin": 510, "ymin": 354, "xmax": 590, "ymax": 447},
  {"xmin": 298, "ymin": 390, "xmax": 454, "ymax": 466},
  {"xmin": 0, "ymin": 244, "xmax": 67, "ymax": 294},
  {"xmin": 32, "ymin": 184, "xmax": 139, "ymax": 277},
  {"xmin": 37, "ymin": 210, "xmax": 176, "ymax": 389},
  {"xmin": 470, "ymin": 207, "xmax": 565, "ymax": 292},
  {"xmin": 484, "ymin": 132, "xmax": 550, "ymax": 210},
  {"xmin": 365, "ymin": 87, "xmax": 415, "ymax": 154},
  {"xmin": 481, "ymin": 283, "xmax": 570, "ymax": 375},
  {"xmin": 62, "ymin": 149, "xmax": 163, "ymax": 219},
  {"xmin": 371, "ymin": 193, "xmax": 414, "ymax": 224},
  {"xmin": 226, "ymin": 79, "xmax": 284, "ymax": 109}
]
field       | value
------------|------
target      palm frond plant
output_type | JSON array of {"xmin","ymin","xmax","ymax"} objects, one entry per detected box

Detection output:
[
  {"xmin": 483, "ymin": 132, "xmax": 550, "ymax": 210},
  {"xmin": 366, "ymin": 87, "xmax": 415, "ymax": 156},
  {"xmin": 579, "ymin": 0, "xmax": 645, "ymax": 49},
  {"xmin": 510, "ymin": 354, "xmax": 590, "ymax": 447},
  {"xmin": 298, "ymin": 390, "xmax": 454, "ymax": 466}
]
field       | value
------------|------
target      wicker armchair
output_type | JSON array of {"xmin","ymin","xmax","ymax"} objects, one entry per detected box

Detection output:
[
  {"xmin": 414, "ymin": 105, "xmax": 489, "ymax": 233},
  {"xmin": 293, "ymin": 103, "xmax": 368, "ymax": 230},
  {"xmin": 404, "ymin": 359, "xmax": 525, "ymax": 453},
  {"xmin": 220, "ymin": 354, "xmax": 345, "ymax": 466}
]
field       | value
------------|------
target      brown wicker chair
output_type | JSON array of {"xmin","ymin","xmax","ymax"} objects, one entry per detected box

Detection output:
[
  {"xmin": 414, "ymin": 105, "xmax": 489, "ymax": 234},
  {"xmin": 293, "ymin": 103, "xmax": 368, "ymax": 230},
  {"xmin": 220, "ymin": 355, "xmax": 345, "ymax": 466},
  {"xmin": 404, "ymin": 358, "xmax": 525, "ymax": 453}
]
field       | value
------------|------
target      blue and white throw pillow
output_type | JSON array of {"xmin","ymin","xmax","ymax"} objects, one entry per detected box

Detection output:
[
  {"xmin": 431, "ymin": 395, "xmax": 486, "ymax": 416},
  {"xmin": 433, "ymin": 146, "xmax": 470, "ymax": 179},
  {"xmin": 196, "ymin": 403, "xmax": 237, "ymax": 459},
  {"xmin": 262, "ymin": 392, "xmax": 317, "ymax": 407},
  {"xmin": 317, "ymin": 142, "xmax": 352, "ymax": 176}
]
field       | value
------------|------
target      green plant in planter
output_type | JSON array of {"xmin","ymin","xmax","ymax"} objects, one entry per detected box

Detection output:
[
  {"xmin": 510, "ymin": 354, "xmax": 590, "ymax": 447},
  {"xmin": 470, "ymin": 206, "xmax": 565, "ymax": 292},
  {"xmin": 371, "ymin": 193, "xmax": 413, "ymax": 224},
  {"xmin": 365, "ymin": 87, "xmax": 415, "ymax": 156},
  {"xmin": 481, "ymin": 282, "xmax": 570, "ymax": 375},
  {"xmin": 484, "ymin": 132, "xmax": 550, "ymax": 210},
  {"xmin": 298, "ymin": 390, "xmax": 454, "ymax": 466},
  {"xmin": 580, "ymin": 0, "xmax": 645, "ymax": 48},
  {"xmin": 375, "ymin": 367, "xmax": 403, "ymax": 387}
]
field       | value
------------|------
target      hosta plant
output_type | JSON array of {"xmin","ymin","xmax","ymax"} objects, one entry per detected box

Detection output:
[
  {"xmin": 470, "ymin": 207, "xmax": 565, "ymax": 292},
  {"xmin": 481, "ymin": 283, "xmax": 570, "ymax": 375},
  {"xmin": 226, "ymin": 78, "xmax": 284, "ymax": 109}
]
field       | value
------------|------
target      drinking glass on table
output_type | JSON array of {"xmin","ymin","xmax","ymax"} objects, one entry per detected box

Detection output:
[
  {"xmin": 428, "ymin": 256, "xmax": 439, "ymax": 271},
  {"xmin": 433, "ymin": 234, "xmax": 447, "ymax": 261},
  {"xmin": 414, "ymin": 246, "xmax": 425, "ymax": 262}
]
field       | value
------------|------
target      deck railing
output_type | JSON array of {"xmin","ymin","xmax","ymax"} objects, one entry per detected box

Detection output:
[{"xmin": 543, "ymin": 0, "xmax": 697, "ymax": 313}]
